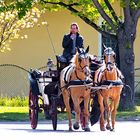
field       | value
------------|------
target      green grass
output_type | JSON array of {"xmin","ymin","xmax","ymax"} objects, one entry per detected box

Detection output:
[
  {"xmin": 0, "ymin": 106, "xmax": 68, "ymax": 121},
  {"xmin": 0, "ymin": 97, "xmax": 70, "ymax": 121},
  {"xmin": 0, "ymin": 107, "xmax": 46, "ymax": 121},
  {"xmin": 0, "ymin": 106, "xmax": 140, "ymax": 121},
  {"xmin": 0, "ymin": 107, "xmax": 29, "ymax": 121},
  {"xmin": 0, "ymin": 97, "xmax": 140, "ymax": 121},
  {"xmin": 117, "ymin": 106, "xmax": 140, "ymax": 120}
]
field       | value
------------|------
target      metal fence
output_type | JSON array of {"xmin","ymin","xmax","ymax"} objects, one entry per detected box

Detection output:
[
  {"xmin": 0, "ymin": 64, "xmax": 57, "ymax": 97},
  {"xmin": 0, "ymin": 64, "xmax": 30, "ymax": 97}
]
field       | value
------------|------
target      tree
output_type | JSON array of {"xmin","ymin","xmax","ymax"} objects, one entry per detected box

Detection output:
[{"xmin": 0, "ymin": 0, "xmax": 41, "ymax": 52}]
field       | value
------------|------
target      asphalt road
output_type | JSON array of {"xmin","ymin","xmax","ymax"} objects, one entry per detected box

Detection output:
[{"xmin": 0, "ymin": 121, "xmax": 139, "ymax": 140}]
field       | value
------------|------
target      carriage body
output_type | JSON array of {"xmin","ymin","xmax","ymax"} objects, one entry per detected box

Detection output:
[{"xmin": 28, "ymin": 67, "xmax": 63, "ymax": 130}]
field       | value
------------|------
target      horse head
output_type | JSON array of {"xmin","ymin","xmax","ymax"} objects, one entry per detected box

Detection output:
[
  {"xmin": 103, "ymin": 47, "xmax": 116, "ymax": 71},
  {"xmin": 76, "ymin": 46, "xmax": 90, "ymax": 77}
]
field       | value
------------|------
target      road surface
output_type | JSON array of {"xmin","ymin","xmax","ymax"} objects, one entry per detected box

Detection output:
[{"xmin": 0, "ymin": 120, "xmax": 139, "ymax": 140}]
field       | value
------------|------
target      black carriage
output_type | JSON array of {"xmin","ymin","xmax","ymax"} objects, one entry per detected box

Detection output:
[{"xmin": 28, "ymin": 56, "xmax": 67, "ymax": 130}]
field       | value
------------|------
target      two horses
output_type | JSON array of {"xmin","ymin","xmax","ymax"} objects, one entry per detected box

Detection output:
[
  {"xmin": 60, "ymin": 47, "xmax": 91, "ymax": 131},
  {"xmin": 60, "ymin": 46, "xmax": 123, "ymax": 132}
]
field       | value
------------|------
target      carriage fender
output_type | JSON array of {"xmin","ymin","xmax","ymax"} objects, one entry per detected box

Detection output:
[{"xmin": 28, "ymin": 73, "xmax": 40, "ymax": 95}]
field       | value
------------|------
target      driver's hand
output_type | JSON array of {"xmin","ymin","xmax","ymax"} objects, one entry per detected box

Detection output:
[{"xmin": 70, "ymin": 34, "xmax": 76, "ymax": 40}]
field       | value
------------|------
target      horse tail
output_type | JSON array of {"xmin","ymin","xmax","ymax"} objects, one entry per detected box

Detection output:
[{"xmin": 90, "ymin": 93, "xmax": 100, "ymax": 126}]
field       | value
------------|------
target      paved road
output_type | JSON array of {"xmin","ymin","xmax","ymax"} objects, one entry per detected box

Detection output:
[{"xmin": 0, "ymin": 121, "xmax": 139, "ymax": 140}]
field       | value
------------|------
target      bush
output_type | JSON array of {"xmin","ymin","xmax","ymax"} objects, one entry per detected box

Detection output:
[{"xmin": 0, "ymin": 96, "xmax": 28, "ymax": 107}]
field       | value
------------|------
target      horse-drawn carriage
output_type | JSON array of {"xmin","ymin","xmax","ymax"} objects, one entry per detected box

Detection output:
[{"xmin": 28, "ymin": 47, "xmax": 124, "ymax": 131}]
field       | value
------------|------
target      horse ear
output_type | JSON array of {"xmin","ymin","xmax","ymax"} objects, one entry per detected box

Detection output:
[
  {"xmin": 102, "ymin": 43, "xmax": 107, "ymax": 49},
  {"xmin": 85, "ymin": 46, "xmax": 89, "ymax": 53},
  {"xmin": 113, "ymin": 54, "xmax": 116, "ymax": 60},
  {"xmin": 77, "ymin": 47, "xmax": 81, "ymax": 54}
]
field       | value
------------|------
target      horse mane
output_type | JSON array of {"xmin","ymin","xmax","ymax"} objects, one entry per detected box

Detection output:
[{"xmin": 70, "ymin": 53, "xmax": 79, "ymax": 67}]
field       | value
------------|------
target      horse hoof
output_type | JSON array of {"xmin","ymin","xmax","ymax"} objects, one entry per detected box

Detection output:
[
  {"xmin": 84, "ymin": 127, "xmax": 90, "ymax": 132},
  {"xmin": 106, "ymin": 125, "xmax": 111, "ymax": 130},
  {"xmin": 100, "ymin": 127, "xmax": 106, "ymax": 131},
  {"xmin": 82, "ymin": 126, "xmax": 85, "ymax": 130},
  {"xmin": 73, "ymin": 122, "xmax": 79, "ymax": 130},
  {"xmin": 110, "ymin": 128, "xmax": 115, "ymax": 132},
  {"xmin": 69, "ymin": 127, "xmax": 73, "ymax": 131}
]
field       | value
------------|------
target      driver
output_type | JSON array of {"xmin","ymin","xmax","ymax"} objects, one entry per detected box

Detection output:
[{"xmin": 62, "ymin": 22, "xmax": 84, "ymax": 62}]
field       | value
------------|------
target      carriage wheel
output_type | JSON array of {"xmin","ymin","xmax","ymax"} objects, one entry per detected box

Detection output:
[
  {"xmin": 50, "ymin": 97, "xmax": 58, "ymax": 130},
  {"xmin": 29, "ymin": 89, "xmax": 38, "ymax": 129}
]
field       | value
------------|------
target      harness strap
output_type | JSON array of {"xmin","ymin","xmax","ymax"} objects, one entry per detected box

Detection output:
[
  {"xmin": 64, "ymin": 65, "xmax": 73, "ymax": 84},
  {"xmin": 75, "ymin": 70, "xmax": 83, "ymax": 81}
]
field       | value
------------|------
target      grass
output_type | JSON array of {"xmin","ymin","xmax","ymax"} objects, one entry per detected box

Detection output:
[
  {"xmin": 0, "ymin": 97, "xmax": 69, "ymax": 121},
  {"xmin": 0, "ymin": 107, "xmax": 29, "ymax": 121},
  {"xmin": 0, "ymin": 106, "xmax": 140, "ymax": 121},
  {"xmin": 0, "ymin": 106, "xmax": 69, "ymax": 121},
  {"xmin": 117, "ymin": 106, "xmax": 140, "ymax": 120},
  {"xmin": 0, "ymin": 96, "xmax": 140, "ymax": 121}
]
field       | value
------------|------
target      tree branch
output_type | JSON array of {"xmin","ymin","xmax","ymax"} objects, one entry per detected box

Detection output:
[
  {"xmin": 104, "ymin": 0, "xmax": 121, "ymax": 24},
  {"xmin": 40, "ymin": 0, "xmax": 116, "ymax": 39},
  {"xmin": 92, "ymin": 0, "xmax": 117, "ymax": 31},
  {"xmin": 123, "ymin": 0, "xmax": 131, "ymax": 22},
  {"xmin": 40, "ymin": 0, "xmax": 80, "ymax": 7},
  {"xmin": 77, "ymin": 14, "xmax": 116, "ymax": 39},
  {"xmin": 134, "ymin": 9, "xmax": 140, "ymax": 22}
]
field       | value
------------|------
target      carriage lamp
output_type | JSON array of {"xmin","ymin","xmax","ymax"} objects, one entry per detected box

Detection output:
[{"xmin": 47, "ymin": 58, "xmax": 54, "ymax": 70}]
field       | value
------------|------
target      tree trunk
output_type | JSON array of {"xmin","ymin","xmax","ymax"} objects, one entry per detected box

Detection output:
[{"xmin": 117, "ymin": 27, "xmax": 135, "ymax": 111}]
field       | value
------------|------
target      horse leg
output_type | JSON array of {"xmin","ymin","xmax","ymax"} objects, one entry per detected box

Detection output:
[
  {"xmin": 98, "ymin": 93, "xmax": 106, "ymax": 131},
  {"xmin": 104, "ymin": 97, "xmax": 111, "ymax": 130},
  {"xmin": 71, "ymin": 94, "xmax": 80, "ymax": 130},
  {"xmin": 62, "ymin": 90, "xmax": 72, "ymax": 131},
  {"xmin": 70, "ymin": 89, "xmax": 80, "ymax": 130},
  {"xmin": 111, "ymin": 96, "xmax": 120, "ymax": 131},
  {"xmin": 79, "ymin": 100, "xmax": 85, "ymax": 130},
  {"xmin": 83, "ymin": 94, "xmax": 90, "ymax": 131}
]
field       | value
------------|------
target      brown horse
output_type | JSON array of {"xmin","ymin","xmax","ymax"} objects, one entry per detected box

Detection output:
[
  {"xmin": 60, "ymin": 47, "xmax": 91, "ymax": 131},
  {"xmin": 95, "ymin": 47, "xmax": 124, "ymax": 131}
]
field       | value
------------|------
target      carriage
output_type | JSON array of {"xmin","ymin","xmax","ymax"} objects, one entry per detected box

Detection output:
[
  {"xmin": 28, "ymin": 47, "xmax": 124, "ymax": 131},
  {"xmin": 28, "ymin": 56, "xmax": 64, "ymax": 130}
]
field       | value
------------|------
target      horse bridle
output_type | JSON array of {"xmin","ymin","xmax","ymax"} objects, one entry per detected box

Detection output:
[
  {"xmin": 104, "ymin": 48, "xmax": 116, "ymax": 71},
  {"xmin": 78, "ymin": 51, "xmax": 89, "ymax": 67}
]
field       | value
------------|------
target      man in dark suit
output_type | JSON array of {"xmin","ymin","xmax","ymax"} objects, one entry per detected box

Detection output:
[{"xmin": 62, "ymin": 22, "xmax": 84, "ymax": 62}]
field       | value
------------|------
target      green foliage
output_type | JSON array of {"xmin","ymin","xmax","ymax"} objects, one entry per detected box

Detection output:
[
  {"xmin": 0, "ymin": 6, "xmax": 41, "ymax": 52},
  {"xmin": 138, "ymin": 1, "xmax": 140, "ymax": 8},
  {"xmin": 120, "ymin": 0, "xmax": 126, "ymax": 8},
  {"xmin": 0, "ymin": 96, "xmax": 28, "ymax": 106},
  {"xmin": 39, "ymin": 0, "xmax": 116, "ymax": 24},
  {"xmin": 126, "ymin": 42, "xmax": 131, "ymax": 49},
  {"xmin": 120, "ymin": 0, "xmax": 140, "ymax": 9}
]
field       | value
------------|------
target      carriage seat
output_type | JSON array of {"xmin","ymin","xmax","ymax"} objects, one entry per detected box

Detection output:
[
  {"xmin": 89, "ymin": 57, "xmax": 104, "ymax": 81},
  {"xmin": 90, "ymin": 58, "xmax": 104, "ymax": 73},
  {"xmin": 30, "ymin": 69, "xmax": 41, "ymax": 79},
  {"xmin": 56, "ymin": 55, "xmax": 69, "ymax": 71}
]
